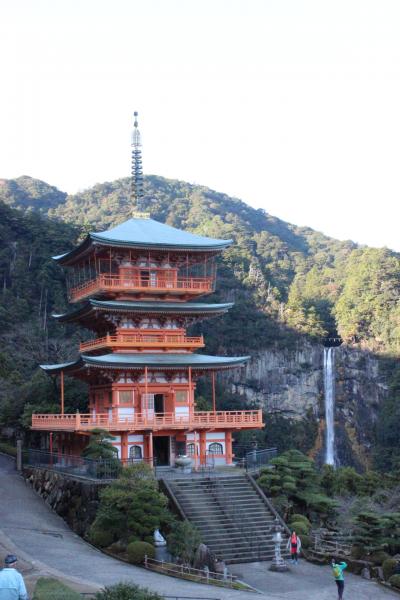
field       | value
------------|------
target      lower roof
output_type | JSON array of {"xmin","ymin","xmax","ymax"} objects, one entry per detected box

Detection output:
[
  {"xmin": 40, "ymin": 352, "xmax": 249, "ymax": 374},
  {"xmin": 53, "ymin": 300, "xmax": 234, "ymax": 323}
]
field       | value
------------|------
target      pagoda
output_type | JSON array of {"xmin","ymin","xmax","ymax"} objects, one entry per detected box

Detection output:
[{"xmin": 32, "ymin": 113, "xmax": 263, "ymax": 467}]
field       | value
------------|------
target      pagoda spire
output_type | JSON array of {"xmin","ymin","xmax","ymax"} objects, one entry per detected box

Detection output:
[{"xmin": 131, "ymin": 111, "xmax": 144, "ymax": 209}]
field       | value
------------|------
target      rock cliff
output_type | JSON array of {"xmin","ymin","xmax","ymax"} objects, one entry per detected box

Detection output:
[{"xmin": 229, "ymin": 343, "xmax": 388, "ymax": 468}]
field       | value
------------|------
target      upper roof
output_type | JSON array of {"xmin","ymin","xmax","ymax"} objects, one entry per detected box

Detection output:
[
  {"xmin": 53, "ymin": 299, "xmax": 234, "ymax": 324},
  {"xmin": 53, "ymin": 217, "xmax": 232, "ymax": 264},
  {"xmin": 40, "ymin": 352, "xmax": 250, "ymax": 374}
]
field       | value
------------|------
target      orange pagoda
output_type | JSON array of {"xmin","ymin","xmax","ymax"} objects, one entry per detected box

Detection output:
[{"xmin": 32, "ymin": 113, "xmax": 263, "ymax": 467}]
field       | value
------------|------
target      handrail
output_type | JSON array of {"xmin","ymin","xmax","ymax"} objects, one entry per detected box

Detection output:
[
  {"xmin": 69, "ymin": 274, "xmax": 214, "ymax": 300},
  {"xmin": 144, "ymin": 556, "xmax": 237, "ymax": 588},
  {"xmin": 31, "ymin": 410, "xmax": 263, "ymax": 431},
  {"xmin": 79, "ymin": 333, "xmax": 204, "ymax": 352}
]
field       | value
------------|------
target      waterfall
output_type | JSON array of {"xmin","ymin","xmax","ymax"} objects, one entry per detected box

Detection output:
[{"xmin": 323, "ymin": 347, "xmax": 336, "ymax": 466}]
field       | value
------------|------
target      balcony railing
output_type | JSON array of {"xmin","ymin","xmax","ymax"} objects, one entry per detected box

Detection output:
[
  {"xmin": 80, "ymin": 333, "xmax": 205, "ymax": 353},
  {"xmin": 31, "ymin": 410, "xmax": 264, "ymax": 432},
  {"xmin": 69, "ymin": 274, "xmax": 214, "ymax": 303}
]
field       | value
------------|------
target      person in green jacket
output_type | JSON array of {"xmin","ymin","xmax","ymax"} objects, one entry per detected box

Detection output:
[{"xmin": 331, "ymin": 558, "xmax": 347, "ymax": 600}]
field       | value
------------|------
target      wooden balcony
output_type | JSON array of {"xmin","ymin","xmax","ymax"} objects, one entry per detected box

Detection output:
[
  {"xmin": 31, "ymin": 410, "xmax": 264, "ymax": 432},
  {"xmin": 69, "ymin": 274, "xmax": 214, "ymax": 303},
  {"xmin": 80, "ymin": 333, "xmax": 205, "ymax": 353}
]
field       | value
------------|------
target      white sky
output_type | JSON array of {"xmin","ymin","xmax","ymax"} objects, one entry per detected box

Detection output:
[{"xmin": 1, "ymin": 0, "xmax": 400, "ymax": 251}]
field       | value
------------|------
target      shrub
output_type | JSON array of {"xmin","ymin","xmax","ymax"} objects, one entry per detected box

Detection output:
[
  {"xmin": 95, "ymin": 582, "xmax": 163, "ymax": 599},
  {"xmin": 389, "ymin": 574, "xmax": 400, "ymax": 589},
  {"xmin": 89, "ymin": 526, "xmax": 114, "ymax": 548},
  {"xmin": 368, "ymin": 550, "xmax": 391, "ymax": 566},
  {"xmin": 167, "ymin": 520, "xmax": 201, "ymax": 565},
  {"xmin": 290, "ymin": 514, "xmax": 311, "ymax": 528},
  {"xmin": 351, "ymin": 545, "xmax": 366, "ymax": 560},
  {"xmin": 127, "ymin": 541, "xmax": 155, "ymax": 564},
  {"xmin": 383, "ymin": 558, "xmax": 398, "ymax": 581},
  {"xmin": 289, "ymin": 521, "xmax": 309, "ymax": 536}
]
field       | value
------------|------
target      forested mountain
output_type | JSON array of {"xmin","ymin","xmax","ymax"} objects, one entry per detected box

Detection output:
[{"xmin": 0, "ymin": 175, "xmax": 399, "ymax": 467}]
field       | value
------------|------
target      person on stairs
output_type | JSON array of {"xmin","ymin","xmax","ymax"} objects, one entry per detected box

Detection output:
[
  {"xmin": 331, "ymin": 558, "xmax": 347, "ymax": 600},
  {"xmin": 286, "ymin": 530, "xmax": 301, "ymax": 564}
]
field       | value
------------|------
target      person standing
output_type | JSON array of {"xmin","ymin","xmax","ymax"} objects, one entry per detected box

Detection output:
[
  {"xmin": 286, "ymin": 530, "xmax": 301, "ymax": 564},
  {"xmin": 332, "ymin": 558, "xmax": 347, "ymax": 600},
  {"xmin": 0, "ymin": 554, "xmax": 29, "ymax": 599}
]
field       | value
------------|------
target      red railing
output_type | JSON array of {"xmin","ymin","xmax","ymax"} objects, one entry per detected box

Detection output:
[
  {"xmin": 80, "ymin": 333, "xmax": 205, "ymax": 352},
  {"xmin": 32, "ymin": 410, "xmax": 264, "ymax": 432},
  {"xmin": 69, "ymin": 274, "xmax": 214, "ymax": 302}
]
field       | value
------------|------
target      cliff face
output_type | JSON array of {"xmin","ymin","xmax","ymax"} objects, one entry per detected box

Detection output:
[{"xmin": 229, "ymin": 343, "xmax": 388, "ymax": 468}]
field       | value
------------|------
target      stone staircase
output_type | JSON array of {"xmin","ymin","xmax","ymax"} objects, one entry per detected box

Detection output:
[{"xmin": 165, "ymin": 474, "xmax": 289, "ymax": 564}]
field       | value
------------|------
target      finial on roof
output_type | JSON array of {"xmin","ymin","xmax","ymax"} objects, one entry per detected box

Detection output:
[{"xmin": 131, "ymin": 111, "xmax": 144, "ymax": 208}]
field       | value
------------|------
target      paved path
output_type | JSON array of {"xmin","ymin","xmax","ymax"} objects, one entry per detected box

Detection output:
[{"xmin": 0, "ymin": 455, "xmax": 398, "ymax": 599}]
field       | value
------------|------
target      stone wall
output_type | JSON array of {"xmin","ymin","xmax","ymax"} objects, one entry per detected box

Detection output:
[
  {"xmin": 228, "ymin": 342, "xmax": 388, "ymax": 468},
  {"xmin": 24, "ymin": 466, "xmax": 108, "ymax": 536}
]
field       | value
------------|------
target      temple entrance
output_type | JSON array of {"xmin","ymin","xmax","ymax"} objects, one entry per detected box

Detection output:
[
  {"xmin": 154, "ymin": 394, "xmax": 164, "ymax": 413},
  {"xmin": 153, "ymin": 436, "xmax": 170, "ymax": 466}
]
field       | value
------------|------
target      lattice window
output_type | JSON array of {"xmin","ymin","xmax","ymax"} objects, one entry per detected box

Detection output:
[
  {"xmin": 141, "ymin": 393, "xmax": 155, "ymax": 412},
  {"xmin": 209, "ymin": 442, "xmax": 223, "ymax": 455},
  {"xmin": 118, "ymin": 390, "xmax": 133, "ymax": 404},
  {"xmin": 186, "ymin": 443, "xmax": 195, "ymax": 456},
  {"xmin": 175, "ymin": 390, "xmax": 188, "ymax": 403},
  {"xmin": 129, "ymin": 445, "xmax": 142, "ymax": 459}
]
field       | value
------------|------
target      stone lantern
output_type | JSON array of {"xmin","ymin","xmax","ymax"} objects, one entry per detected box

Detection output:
[{"xmin": 269, "ymin": 518, "xmax": 289, "ymax": 572}]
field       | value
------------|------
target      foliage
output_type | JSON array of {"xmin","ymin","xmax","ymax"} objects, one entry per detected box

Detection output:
[
  {"xmin": 33, "ymin": 577, "xmax": 81, "ymax": 599},
  {"xmin": 321, "ymin": 465, "xmax": 387, "ymax": 497},
  {"xmin": 289, "ymin": 521, "xmax": 309, "ymax": 536},
  {"xmin": 353, "ymin": 511, "xmax": 400, "ymax": 556},
  {"xmin": 374, "ymin": 368, "xmax": 400, "ymax": 472},
  {"xmin": 95, "ymin": 583, "xmax": 163, "ymax": 600},
  {"xmin": 126, "ymin": 541, "xmax": 155, "ymax": 564},
  {"xmin": 383, "ymin": 558, "xmax": 399, "ymax": 581},
  {"xmin": 89, "ymin": 526, "xmax": 114, "ymax": 548},
  {"xmin": 89, "ymin": 463, "xmax": 172, "ymax": 546},
  {"xmin": 81, "ymin": 429, "xmax": 119, "ymax": 460},
  {"xmin": 166, "ymin": 520, "xmax": 201, "ymax": 565},
  {"xmin": 258, "ymin": 450, "xmax": 337, "ymax": 521},
  {"xmin": 389, "ymin": 575, "xmax": 400, "ymax": 590}
]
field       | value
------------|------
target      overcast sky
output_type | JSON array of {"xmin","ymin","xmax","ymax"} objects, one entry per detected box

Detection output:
[{"xmin": 1, "ymin": 0, "xmax": 400, "ymax": 251}]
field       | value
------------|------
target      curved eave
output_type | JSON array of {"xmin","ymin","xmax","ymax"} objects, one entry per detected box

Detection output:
[
  {"xmin": 40, "ymin": 353, "xmax": 250, "ymax": 374},
  {"xmin": 52, "ymin": 301, "xmax": 234, "ymax": 323}
]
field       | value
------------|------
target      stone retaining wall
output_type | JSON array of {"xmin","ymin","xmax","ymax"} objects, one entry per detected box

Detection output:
[{"xmin": 23, "ymin": 467, "xmax": 108, "ymax": 537}]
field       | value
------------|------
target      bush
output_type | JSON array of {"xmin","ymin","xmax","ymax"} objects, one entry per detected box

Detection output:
[
  {"xmin": 289, "ymin": 521, "xmax": 309, "ymax": 536},
  {"xmin": 368, "ymin": 550, "xmax": 391, "ymax": 566},
  {"xmin": 383, "ymin": 558, "xmax": 398, "ymax": 581},
  {"xmin": 33, "ymin": 577, "xmax": 81, "ymax": 599},
  {"xmin": 167, "ymin": 520, "xmax": 201, "ymax": 565},
  {"xmin": 389, "ymin": 574, "xmax": 400, "ymax": 589},
  {"xmin": 290, "ymin": 514, "xmax": 311, "ymax": 528},
  {"xmin": 301, "ymin": 534, "xmax": 311, "ymax": 549},
  {"xmin": 127, "ymin": 541, "xmax": 155, "ymax": 564},
  {"xmin": 95, "ymin": 582, "xmax": 163, "ymax": 599},
  {"xmin": 89, "ymin": 527, "xmax": 114, "ymax": 548}
]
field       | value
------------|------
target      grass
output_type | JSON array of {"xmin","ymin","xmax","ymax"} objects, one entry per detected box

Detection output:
[
  {"xmin": 33, "ymin": 577, "xmax": 82, "ymax": 599},
  {"xmin": 0, "ymin": 438, "xmax": 17, "ymax": 457}
]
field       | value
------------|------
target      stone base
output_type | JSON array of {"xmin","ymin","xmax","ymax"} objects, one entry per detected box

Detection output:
[{"xmin": 269, "ymin": 561, "xmax": 289, "ymax": 572}]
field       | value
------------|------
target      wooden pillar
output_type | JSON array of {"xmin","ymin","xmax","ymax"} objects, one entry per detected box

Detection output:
[
  {"xmin": 121, "ymin": 432, "xmax": 128, "ymax": 463},
  {"xmin": 60, "ymin": 370, "xmax": 64, "ymax": 415},
  {"xmin": 188, "ymin": 366, "xmax": 193, "ymax": 420},
  {"xmin": 226, "ymin": 431, "xmax": 233, "ymax": 465},
  {"xmin": 199, "ymin": 430, "xmax": 207, "ymax": 466},
  {"xmin": 49, "ymin": 432, "xmax": 53, "ymax": 467},
  {"xmin": 193, "ymin": 430, "xmax": 198, "ymax": 471},
  {"xmin": 212, "ymin": 371, "xmax": 216, "ymax": 413},
  {"xmin": 148, "ymin": 431, "xmax": 153, "ymax": 467}
]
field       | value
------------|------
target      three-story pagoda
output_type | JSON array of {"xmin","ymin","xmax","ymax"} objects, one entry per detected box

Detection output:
[{"xmin": 32, "ymin": 114, "xmax": 263, "ymax": 467}]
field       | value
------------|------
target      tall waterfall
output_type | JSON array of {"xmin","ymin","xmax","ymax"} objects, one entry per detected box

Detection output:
[{"xmin": 323, "ymin": 347, "xmax": 336, "ymax": 466}]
